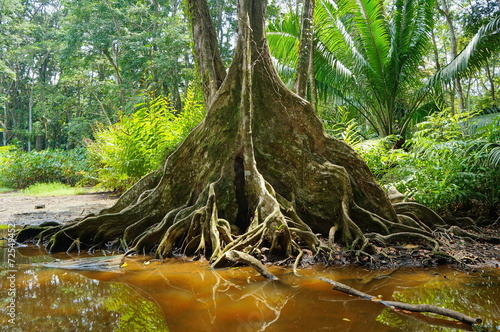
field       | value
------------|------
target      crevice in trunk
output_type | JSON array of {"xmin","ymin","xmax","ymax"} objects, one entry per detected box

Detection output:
[{"xmin": 233, "ymin": 155, "xmax": 251, "ymax": 233}]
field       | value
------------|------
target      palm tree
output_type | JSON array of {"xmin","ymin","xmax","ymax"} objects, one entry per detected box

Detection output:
[
  {"xmin": 267, "ymin": 11, "xmax": 353, "ymax": 102},
  {"xmin": 268, "ymin": 0, "xmax": 500, "ymax": 138},
  {"xmin": 269, "ymin": 0, "xmax": 436, "ymax": 137}
]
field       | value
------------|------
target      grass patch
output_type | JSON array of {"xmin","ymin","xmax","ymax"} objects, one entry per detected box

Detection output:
[
  {"xmin": 0, "ymin": 187, "xmax": 14, "ymax": 193},
  {"xmin": 0, "ymin": 224, "xmax": 8, "ymax": 239},
  {"xmin": 21, "ymin": 182, "xmax": 94, "ymax": 196}
]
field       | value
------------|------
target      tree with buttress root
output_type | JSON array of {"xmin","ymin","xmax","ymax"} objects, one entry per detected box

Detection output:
[{"xmin": 16, "ymin": 0, "xmax": 496, "ymax": 267}]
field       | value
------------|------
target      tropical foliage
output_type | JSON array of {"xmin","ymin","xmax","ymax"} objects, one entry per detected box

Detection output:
[
  {"xmin": 268, "ymin": 0, "xmax": 500, "ymax": 138},
  {"xmin": 0, "ymin": 147, "xmax": 90, "ymax": 189},
  {"xmin": 358, "ymin": 111, "xmax": 500, "ymax": 215},
  {"xmin": 86, "ymin": 87, "xmax": 205, "ymax": 190},
  {"xmin": 319, "ymin": 106, "xmax": 364, "ymax": 145}
]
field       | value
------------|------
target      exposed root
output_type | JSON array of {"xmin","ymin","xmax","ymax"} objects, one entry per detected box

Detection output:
[
  {"xmin": 441, "ymin": 225, "xmax": 500, "ymax": 244},
  {"xmin": 15, "ymin": 163, "xmax": 487, "ymax": 270},
  {"xmin": 365, "ymin": 232, "xmax": 440, "ymax": 251},
  {"xmin": 293, "ymin": 249, "xmax": 305, "ymax": 276},
  {"xmin": 16, "ymin": 162, "xmax": 485, "ymax": 270},
  {"xmin": 66, "ymin": 238, "xmax": 81, "ymax": 254},
  {"xmin": 99, "ymin": 169, "xmax": 162, "ymax": 215},
  {"xmin": 393, "ymin": 202, "xmax": 446, "ymax": 229},
  {"xmin": 101, "ymin": 171, "xmax": 321, "ymax": 270},
  {"xmin": 16, "ymin": 224, "xmax": 62, "ymax": 243}
]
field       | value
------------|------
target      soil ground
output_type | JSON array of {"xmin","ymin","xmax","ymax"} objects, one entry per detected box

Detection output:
[
  {"xmin": 1, "ymin": 192, "xmax": 498, "ymax": 269},
  {"xmin": 0, "ymin": 191, "xmax": 118, "ymax": 226}
]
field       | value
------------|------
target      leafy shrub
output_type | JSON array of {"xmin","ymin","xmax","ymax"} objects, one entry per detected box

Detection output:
[
  {"xmin": 86, "ymin": 87, "xmax": 205, "ymax": 191},
  {"xmin": 355, "ymin": 136, "xmax": 407, "ymax": 180},
  {"xmin": 358, "ymin": 111, "xmax": 500, "ymax": 216},
  {"xmin": 0, "ymin": 147, "xmax": 91, "ymax": 189}
]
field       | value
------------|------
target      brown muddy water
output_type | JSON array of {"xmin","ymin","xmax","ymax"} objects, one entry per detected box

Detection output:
[{"xmin": 1, "ymin": 239, "xmax": 499, "ymax": 331}]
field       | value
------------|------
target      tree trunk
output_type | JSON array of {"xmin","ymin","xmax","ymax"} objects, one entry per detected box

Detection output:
[
  {"xmin": 35, "ymin": 135, "xmax": 44, "ymax": 151},
  {"xmin": 430, "ymin": 28, "xmax": 441, "ymax": 71},
  {"xmin": 187, "ymin": 0, "xmax": 227, "ymax": 108},
  {"xmin": 294, "ymin": 0, "xmax": 315, "ymax": 98},
  {"xmin": 102, "ymin": 48, "xmax": 123, "ymax": 85},
  {"xmin": 18, "ymin": 0, "xmax": 447, "ymax": 266},
  {"xmin": 308, "ymin": 38, "xmax": 318, "ymax": 112},
  {"xmin": 484, "ymin": 60, "xmax": 496, "ymax": 101},
  {"xmin": 438, "ymin": 0, "xmax": 465, "ymax": 112},
  {"xmin": 1, "ymin": 118, "xmax": 5, "ymax": 146},
  {"xmin": 170, "ymin": 62, "xmax": 183, "ymax": 111},
  {"xmin": 28, "ymin": 79, "xmax": 34, "ymax": 152}
]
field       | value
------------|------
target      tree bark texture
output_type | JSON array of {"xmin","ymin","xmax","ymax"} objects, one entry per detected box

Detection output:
[{"xmin": 438, "ymin": 0, "xmax": 465, "ymax": 112}]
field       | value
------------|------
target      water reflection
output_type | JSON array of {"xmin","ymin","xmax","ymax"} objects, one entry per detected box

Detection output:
[{"xmin": 1, "ymin": 241, "xmax": 499, "ymax": 332}]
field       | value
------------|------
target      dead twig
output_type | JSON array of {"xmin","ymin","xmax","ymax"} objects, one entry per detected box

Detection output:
[{"xmin": 319, "ymin": 277, "xmax": 482, "ymax": 326}]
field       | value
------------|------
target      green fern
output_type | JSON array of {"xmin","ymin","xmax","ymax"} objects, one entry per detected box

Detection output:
[{"xmin": 86, "ymin": 86, "xmax": 205, "ymax": 191}]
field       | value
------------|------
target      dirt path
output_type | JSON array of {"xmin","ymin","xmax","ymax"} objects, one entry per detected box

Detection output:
[{"xmin": 0, "ymin": 192, "xmax": 118, "ymax": 226}]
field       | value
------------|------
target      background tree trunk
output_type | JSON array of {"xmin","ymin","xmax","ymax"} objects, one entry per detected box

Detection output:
[
  {"xmin": 187, "ymin": 0, "xmax": 227, "ymax": 107},
  {"xmin": 484, "ymin": 60, "xmax": 496, "ymax": 102},
  {"xmin": 438, "ymin": 0, "xmax": 465, "ymax": 112},
  {"xmin": 294, "ymin": 0, "xmax": 315, "ymax": 100}
]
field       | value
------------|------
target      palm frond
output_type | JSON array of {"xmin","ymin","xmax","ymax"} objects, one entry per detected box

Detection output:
[
  {"xmin": 267, "ymin": 13, "xmax": 302, "ymax": 68},
  {"xmin": 271, "ymin": 58, "xmax": 296, "ymax": 85},
  {"xmin": 488, "ymin": 146, "xmax": 500, "ymax": 167},
  {"xmin": 352, "ymin": 0, "xmax": 391, "ymax": 83},
  {"xmin": 466, "ymin": 113, "xmax": 500, "ymax": 137},
  {"xmin": 314, "ymin": 40, "xmax": 354, "ymax": 85},
  {"xmin": 428, "ymin": 15, "xmax": 500, "ymax": 86},
  {"xmin": 316, "ymin": 0, "xmax": 370, "ymax": 74},
  {"xmin": 389, "ymin": 0, "xmax": 435, "ymax": 83}
]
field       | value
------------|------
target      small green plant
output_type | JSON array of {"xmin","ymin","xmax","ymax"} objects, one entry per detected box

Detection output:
[
  {"xmin": 355, "ymin": 136, "xmax": 407, "ymax": 180},
  {"xmin": 86, "ymin": 86, "xmax": 206, "ymax": 191}
]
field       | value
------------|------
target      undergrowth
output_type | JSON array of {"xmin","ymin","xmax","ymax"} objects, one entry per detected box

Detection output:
[
  {"xmin": 0, "ymin": 147, "xmax": 90, "ymax": 189},
  {"xmin": 85, "ymin": 86, "xmax": 205, "ymax": 191},
  {"xmin": 356, "ymin": 111, "xmax": 500, "ymax": 217}
]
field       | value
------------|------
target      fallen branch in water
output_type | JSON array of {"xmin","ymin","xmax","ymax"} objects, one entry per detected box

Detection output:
[
  {"xmin": 225, "ymin": 250, "xmax": 278, "ymax": 281},
  {"xmin": 319, "ymin": 277, "xmax": 482, "ymax": 326}
]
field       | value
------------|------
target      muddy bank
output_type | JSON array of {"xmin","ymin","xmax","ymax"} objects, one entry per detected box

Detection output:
[
  {"xmin": 2, "ymin": 192, "xmax": 498, "ymax": 269},
  {"xmin": 0, "ymin": 192, "xmax": 118, "ymax": 226}
]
